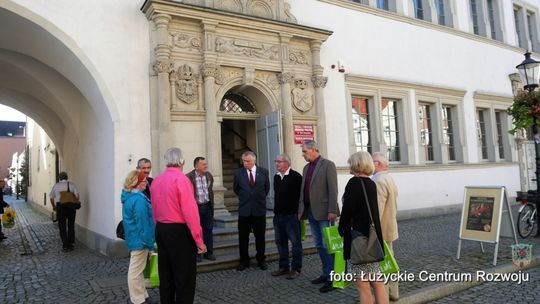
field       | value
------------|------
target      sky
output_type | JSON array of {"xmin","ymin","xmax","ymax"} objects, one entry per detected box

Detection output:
[{"xmin": 0, "ymin": 105, "xmax": 27, "ymax": 122}]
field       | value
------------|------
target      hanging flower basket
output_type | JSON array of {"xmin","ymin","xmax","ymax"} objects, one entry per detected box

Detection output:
[{"xmin": 507, "ymin": 90, "xmax": 540, "ymax": 135}]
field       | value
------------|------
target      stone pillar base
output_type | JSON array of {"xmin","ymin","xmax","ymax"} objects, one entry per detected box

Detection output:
[{"xmin": 213, "ymin": 185, "xmax": 230, "ymax": 216}]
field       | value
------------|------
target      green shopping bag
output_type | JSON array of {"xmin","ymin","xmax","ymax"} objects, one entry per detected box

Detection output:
[
  {"xmin": 332, "ymin": 250, "xmax": 351, "ymax": 289},
  {"xmin": 143, "ymin": 252, "xmax": 159, "ymax": 287},
  {"xmin": 322, "ymin": 225, "xmax": 343, "ymax": 254},
  {"xmin": 379, "ymin": 241, "xmax": 399, "ymax": 274},
  {"xmin": 300, "ymin": 220, "xmax": 306, "ymax": 241}
]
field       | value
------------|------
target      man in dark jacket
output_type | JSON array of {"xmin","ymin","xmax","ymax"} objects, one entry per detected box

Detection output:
[
  {"xmin": 0, "ymin": 180, "xmax": 10, "ymax": 241},
  {"xmin": 271, "ymin": 153, "xmax": 303, "ymax": 279},
  {"xmin": 233, "ymin": 151, "xmax": 270, "ymax": 271},
  {"xmin": 186, "ymin": 157, "xmax": 216, "ymax": 262}
]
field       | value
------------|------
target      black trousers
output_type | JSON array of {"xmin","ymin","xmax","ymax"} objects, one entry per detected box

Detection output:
[
  {"xmin": 155, "ymin": 222, "xmax": 197, "ymax": 304},
  {"xmin": 238, "ymin": 215, "xmax": 266, "ymax": 265},
  {"xmin": 56, "ymin": 203, "xmax": 76, "ymax": 248}
]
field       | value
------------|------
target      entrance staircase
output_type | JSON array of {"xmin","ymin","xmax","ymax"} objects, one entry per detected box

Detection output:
[{"xmin": 196, "ymin": 149, "xmax": 317, "ymax": 272}]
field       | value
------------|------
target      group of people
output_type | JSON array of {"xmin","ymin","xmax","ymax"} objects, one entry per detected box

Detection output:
[{"xmin": 46, "ymin": 139, "xmax": 399, "ymax": 304}]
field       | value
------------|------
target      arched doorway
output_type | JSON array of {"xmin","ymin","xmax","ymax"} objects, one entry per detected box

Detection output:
[
  {"xmin": 219, "ymin": 87, "xmax": 281, "ymax": 212},
  {"xmin": 0, "ymin": 3, "xmax": 121, "ymax": 255}
]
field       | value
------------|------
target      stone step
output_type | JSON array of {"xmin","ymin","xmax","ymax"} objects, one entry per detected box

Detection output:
[
  {"xmin": 222, "ymin": 163, "xmax": 239, "ymax": 170},
  {"xmin": 212, "ymin": 232, "xmax": 314, "ymax": 257},
  {"xmin": 197, "ymin": 241, "xmax": 317, "ymax": 273},
  {"xmin": 215, "ymin": 212, "xmax": 283, "ymax": 228}
]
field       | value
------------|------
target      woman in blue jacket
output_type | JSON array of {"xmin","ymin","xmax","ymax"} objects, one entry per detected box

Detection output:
[{"xmin": 122, "ymin": 170, "xmax": 155, "ymax": 304}]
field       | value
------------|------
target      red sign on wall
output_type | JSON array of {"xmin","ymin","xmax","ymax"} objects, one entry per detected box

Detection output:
[{"xmin": 294, "ymin": 124, "xmax": 314, "ymax": 144}]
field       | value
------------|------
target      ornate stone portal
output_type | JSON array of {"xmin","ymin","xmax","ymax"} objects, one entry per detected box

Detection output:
[{"xmin": 142, "ymin": 0, "xmax": 331, "ymax": 214}]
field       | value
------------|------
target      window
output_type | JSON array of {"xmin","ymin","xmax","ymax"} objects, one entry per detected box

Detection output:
[
  {"xmin": 352, "ymin": 0, "xmax": 370, "ymax": 4},
  {"xmin": 351, "ymin": 0, "xmax": 396, "ymax": 12},
  {"xmin": 514, "ymin": 7, "xmax": 525, "ymax": 48},
  {"xmin": 486, "ymin": 0, "xmax": 503, "ymax": 41},
  {"xmin": 377, "ymin": 0, "xmax": 389, "ymax": 10},
  {"xmin": 352, "ymin": 96, "xmax": 372, "ymax": 152},
  {"xmin": 495, "ymin": 111, "xmax": 505, "ymax": 159},
  {"xmin": 470, "ymin": 0, "xmax": 486, "ymax": 36},
  {"xmin": 527, "ymin": 11, "xmax": 540, "ymax": 51},
  {"xmin": 513, "ymin": 5, "xmax": 539, "ymax": 51},
  {"xmin": 442, "ymin": 105, "xmax": 456, "ymax": 161},
  {"xmin": 382, "ymin": 99, "xmax": 400, "ymax": 162},
  {"xmin": 413, "ymin": 0, "xmax": 425, "ymax": 20},
  {"xmin": 476, "ymin": 109, "xmax": 488, "ymax": 160},
  {"xmin": 434, "ymin": 0, "xmax": 446, "ymax": 26},
  {"xmin": 418, "ymin": 103, "xmax": 434, "ymax": 161}
]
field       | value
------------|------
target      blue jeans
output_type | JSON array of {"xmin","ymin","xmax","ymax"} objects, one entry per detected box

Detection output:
[
  {"xmin": 198, "ymin": 203, "xmax": 214, "ymax": 256},
  {"xmin": 307, "ymin": 207, "xmax": 334, "ymax": 280},
  {"xmin": 273, "ymin": 214, "xmax": 303, "ymax": 271}
]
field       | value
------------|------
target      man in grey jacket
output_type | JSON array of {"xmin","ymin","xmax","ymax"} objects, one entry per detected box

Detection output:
[{"xmin": 298, "ymin": 140, "xmax": 339, "ymax": 293}]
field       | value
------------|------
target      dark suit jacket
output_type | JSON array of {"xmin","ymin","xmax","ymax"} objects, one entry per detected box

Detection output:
[
  {"xmin": 143, "ymin": 177, "xmax": 153, "ymax": 200},
  {"xmin": 233, "ymin": 166, "xmax": 270, "ymax": 217},
  {"xmin": 186, "ymin": 170, "xmax": 215, "ymax": 212},
  {"xmin": 298, "ymin": 157, "xmax": 339, "ymax": 221}
]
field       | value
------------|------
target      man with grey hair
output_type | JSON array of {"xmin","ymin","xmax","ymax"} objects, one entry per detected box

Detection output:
[
  {"xmin": 271, "ymin": 153, "xmax": 303, "ymax": 279},
  {"xmin": 136, "ymin": 158, "xmax": 153, "ymax": 199},
  {"xmin": 233, "ymin": 151, "xmax": 270, "ymax": 271},
  {"xmin": 150, "ymin": 147, "xmax": 207, "ymax": 303},
  {"xmin": 372, "ymin": 151, "xmax": 399, "ymax": 301},
  {"xmin": 298, "ymin": 140, "xmax": 339, "ymax": 293},
  {"xmin": 49, "ymin": 172, "xmax": 79, "ymax": 252}
]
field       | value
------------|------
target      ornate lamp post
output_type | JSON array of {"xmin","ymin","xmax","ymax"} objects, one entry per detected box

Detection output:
[{"xmin": 515, "ymin": 52, "xmax": 540, "ymax": 198}]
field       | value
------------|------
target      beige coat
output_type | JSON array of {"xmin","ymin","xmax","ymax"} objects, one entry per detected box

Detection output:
[{"xmin": 372, "ymin": 171, "xmax": 398, "ymax": 242}]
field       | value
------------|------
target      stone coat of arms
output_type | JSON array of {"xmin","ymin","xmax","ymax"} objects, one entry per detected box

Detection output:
[
  {"xmin": 291, "ymin": 78, "xmax": 313, "ymax": 113},
  {"xmin": 176, "ymin": 64, "xmax": 198, "ymax": 104}
]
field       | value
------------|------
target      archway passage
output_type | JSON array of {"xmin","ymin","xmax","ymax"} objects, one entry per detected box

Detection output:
[{"xmin": 0, "ymin": 4, "xmax": 119, "ymax": 255}]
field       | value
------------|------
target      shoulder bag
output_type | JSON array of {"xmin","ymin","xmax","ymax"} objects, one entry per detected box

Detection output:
[
  {"xmin": 59, "ymin": 182, "xmax": 81, "ymax": 210},
  {"xmin": 350, "ymin": 178, "xmax": 385, "ymax": 265}
]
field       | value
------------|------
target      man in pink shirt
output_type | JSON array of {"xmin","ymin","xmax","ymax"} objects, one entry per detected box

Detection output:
[{"xmin": 150, "ymin": 147, "xmax": 207, "ymax": 304}]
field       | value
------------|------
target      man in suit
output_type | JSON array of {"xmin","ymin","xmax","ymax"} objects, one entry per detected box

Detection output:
[
  {"xmin": 233, "ymin": 151, "xmax": 270, "ymax": 271},
  {"xmin": 137, "ymin": 158, "xmax": 153, "ymax": 199},
  {"xmin": 186, "ymin": 157, "xmax": 216, "ymax": 262},
  {"xmin": 372, "ymin": 152, "xmax": 399, "ymax": 301},
  {"xmin": 298, "ymin": 140, "xmax": 339, "ymax": 293}
]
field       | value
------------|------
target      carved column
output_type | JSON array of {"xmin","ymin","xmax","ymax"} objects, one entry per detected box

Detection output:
[
  {"xmin": 310, "ymin": 40, "xmax": 328, "ymax": 157},
  {"xmin": 201, "ymin": 63, "xmax": 229, "ymax": 216},
  {"xmin": 151, "ymin": 14, "xmax": 173, "ymax": 171},
  {"xmin": 278, "ymin": 72, "xmax": 296, "ymax": 159}
]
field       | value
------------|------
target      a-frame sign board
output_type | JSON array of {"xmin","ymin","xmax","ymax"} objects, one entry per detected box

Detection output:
[{"xmin": 456, "ymin": 186, "xmax": 518, "ymax": 266}]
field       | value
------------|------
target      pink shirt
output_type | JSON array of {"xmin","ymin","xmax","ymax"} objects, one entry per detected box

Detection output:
[{"xmin": 150, "ymin": 167, "xmax": 203, "ymax": 247}]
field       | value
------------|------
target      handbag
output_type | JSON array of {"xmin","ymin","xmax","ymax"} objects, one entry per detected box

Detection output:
[
  {"xmin": 2, "ymin": 207, "xmax": 15, "ymax": 228},
  {"xmin": 350, "ymin": 179, "xmax": 385, "ymax": 265},
  {"xmin": 379, "ymin": 240, "xmax": 400, "ymax": 274},
  {"xmin": 322, "ymin": 224, "xmax": 343, "ymax": 254},
  {"xmin": 143, "ymin": 252, "xmax": 160, "ymax": 287},
  {"xmin": 59, "ymin": 182, "xmax": 81, "ymax": 210},
  {"xmin": 116, "ymin": 221, "xmax": 125, "ymax": 240}
]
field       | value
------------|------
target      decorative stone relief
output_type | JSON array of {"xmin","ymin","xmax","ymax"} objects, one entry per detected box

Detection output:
[
  {"xmin": 222, "ymin": 67, "xmax": 243, "ymax": 80},
  {"xmin": 256, "ymin": 71, "xmax": 280, "ymax": 90},
  {"xmin": 174, "ymin": 64, "xmax": 199, "ymax": 104},
  {"xmin": 277, "ymin": 72, "xmax": 295, "ymax": 85},
  {"xmin": 215, "ymin": 37, "xmax": 279, "ymax": 60},
  {"xmin": 201, "ymin": 63, "xmax": 225, "ymax": 85},
  {"xmin": 220, "ymin": 0, "xmax": 243, "ymax": 14},
  {"xmin": 291, "ymin": 78, "xmax": 313, "ymax": 113},
  {"xmin": 152, "ymin": 59, "xmax": 174, "ymax": 75},
  {"xmin": 289, "ymin": 49, "xmax": 310, "ymax": 65},
  {"xmin": 171, "ymin": 32, "xmax": 201, "ymax": 51},
  {"xmin": 284, "ymin": 2, "xmax": 297, "ymax": 23},
  {"xmin": 311, "ymin": 75, "xmax": 328, "ymax": 88},
  {"xmin": 247, "ymin": 0, "xmax": 274, "ymax": 19}
]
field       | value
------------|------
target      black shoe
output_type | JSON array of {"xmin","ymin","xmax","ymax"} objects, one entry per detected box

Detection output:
[
  {"xmin": 204, "ymin": 254, "xmax": 216, "ymax": 261},
  {"xmin": 258, "ymin": 261, "xmax": 268, "ymax": 270},
  {"xmin": 271, "ymin": 268, "xmax": 290, "ymax": 276},
  {"xmin": 311, "ymin": 275, "xmax": 327, "ymax": 284},
  {"xmin": 197, "ymin": 255, "xmax": 202, "ymax": 263},
  {"xmin": 236, "ymin": 263, "xmax": 249, "ymax": 271},
  {"xmin": 319, "ymin": 281, "xmax": 335, "ymax": 293}
]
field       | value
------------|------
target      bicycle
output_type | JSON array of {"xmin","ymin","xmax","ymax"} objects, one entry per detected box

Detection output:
[{"xmin": 516, "ymin": 191, "xmax": 538, "ymax": 238}]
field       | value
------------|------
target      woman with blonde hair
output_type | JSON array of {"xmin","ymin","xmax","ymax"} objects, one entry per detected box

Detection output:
[
  {"xmin": 338, "ymin": 151, "xmax": 387, "ymax": 304},
  {"xmin": 122, "ymin": 170, "xmax": 155, "ymax": 304}
]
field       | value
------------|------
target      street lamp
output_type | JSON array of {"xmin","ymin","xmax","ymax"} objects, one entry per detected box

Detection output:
[{"xmin": 516, "ymin": 52, "xmax": 540, "ymax": 197}]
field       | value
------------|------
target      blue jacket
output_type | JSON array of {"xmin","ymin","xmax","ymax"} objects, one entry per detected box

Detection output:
[{"xmin": 121, "ymin": 190, "xmax": 155, "ymax": 251}]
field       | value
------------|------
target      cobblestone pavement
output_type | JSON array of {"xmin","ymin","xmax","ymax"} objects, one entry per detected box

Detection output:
[
  {"xmin": 1, "ymin": 196, "xmax": 539, "ymax": 303},
  {"xmin": 432, "ymin": 266, "xmax": 540, "ymax": 303}
]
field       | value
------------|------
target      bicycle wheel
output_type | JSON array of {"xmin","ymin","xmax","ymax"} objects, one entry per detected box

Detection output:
[{"xmin": 517, "ymin": 204, "xmax": 536, "ymax": 238}]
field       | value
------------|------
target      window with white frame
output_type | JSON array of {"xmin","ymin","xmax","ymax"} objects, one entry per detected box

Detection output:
[
  {"xmin": 350, "ymin": 0, "xmax": 397, "ymax": 12},
  {"xmin": 514, "ymin": 5, "xmax": 526, "ymax": 48},
  {"xmin": 476, "ymin": 109, "xmax": 489, "ymax": 160},
  {"xmin": 513, "ymin": 4, "xmax": 540, "ymax": 51},
  {"xmin": 486, "ymin": 0, "xmax": 503, "ymax": 41},
  {"xmin": 352, "ymin": 96, "xmax": 372, "ymax": 153},
  {"xmin": 413, "ymin": 0, "xmax": 432, "ymax": 21},
  {"xmin": 382, "ymin": 98, "xmax": 401, "ymax": 162},
  {"xmin": 434, "ymin": 0, "xmax": 454, "ymax": 27},
  {"xmin": 418, "ymin": 103, "xmax": 434, "ymax": 162},
  {"xmin": 494, "ymin": 111, "xmax": 505, "ymax": 159},
  {"xmin": 527, "ymin": 10, "xmax": 540, "ymax": 52},
  {"xmin": 470, "ymin": 0, "xmax": 486, "ymax": 36},
  {"xmin": 442, "ymin": 105, "xmax": 456, "ymax": 161}
]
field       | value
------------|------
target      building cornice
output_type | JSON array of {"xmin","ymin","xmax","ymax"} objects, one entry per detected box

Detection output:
[{"xmin": 336, "ymin": 161, "xmax": 518, "ymax": 174}]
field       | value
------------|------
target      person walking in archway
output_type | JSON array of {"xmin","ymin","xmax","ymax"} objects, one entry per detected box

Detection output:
[{"xmin": 49, "ymin": 172, "xmax": 79, "ymax": 252}]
